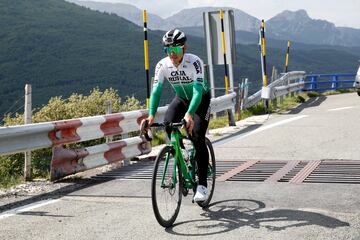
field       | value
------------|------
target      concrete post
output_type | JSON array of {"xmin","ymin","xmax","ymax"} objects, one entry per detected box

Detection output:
[
  {"xmin": 105, "ymin": 100, "xmax": 113, "ymax": 143},
  {"xmin": 241, "ymin": 78, "xmax": 248, "ymax": 111},
  {"xmin": 24, "ymin": 84, "xmax": 32, "ymax": 181}
]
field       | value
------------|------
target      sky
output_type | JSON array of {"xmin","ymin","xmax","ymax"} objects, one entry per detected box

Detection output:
[{"xmin": 90, "ymin": 0, "xmax": 360, "ymax": 29}]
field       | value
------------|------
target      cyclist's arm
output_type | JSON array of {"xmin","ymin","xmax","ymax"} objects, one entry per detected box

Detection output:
[
  {"xmin": 149, "ymin": 62, "xmax": 165, "ymax": 117},
  {"xmin": 187, "ymin": 58, "xmax": 205, "ymax": 116}
]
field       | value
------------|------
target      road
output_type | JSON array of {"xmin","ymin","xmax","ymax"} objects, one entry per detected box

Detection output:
[{"xmin": 1, "ymin": 92, "xmax": 360, "ymax": 240}]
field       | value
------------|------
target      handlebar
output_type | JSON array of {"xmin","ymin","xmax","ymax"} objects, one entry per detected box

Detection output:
[
  {"xmin": 151, "ymin": 120, "xmax": 185, "ymax": 128},
  {"xmin": 141, "ymin": 119, "xmax": 191, "ymax": 142}
]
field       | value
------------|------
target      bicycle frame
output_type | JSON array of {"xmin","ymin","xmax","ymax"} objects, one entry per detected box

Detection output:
[
  {"xmin": 161, "ymin": 128, "xmax": 196, "ymax": 190},
  {"xmin": 150, "ymin": 120, "xmax": 216, "ymax": 227}
]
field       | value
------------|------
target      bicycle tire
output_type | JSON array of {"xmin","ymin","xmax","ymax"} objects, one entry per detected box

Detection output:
[
  {"xmin": 151, "ymin": 146, "xmax": 182, "ymax": 227},
  {"xmin": 197, "ymin": 137, "xmax": 216, "ymax": 208}
]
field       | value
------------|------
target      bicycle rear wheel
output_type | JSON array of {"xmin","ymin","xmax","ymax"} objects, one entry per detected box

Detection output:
[
  {"xmin": 197, "ymin": 137, "xmax": 216, "ymax": 208},
  {"xmin": 151, "ymin": 146, "xmax": 182, "ymax": 227}
]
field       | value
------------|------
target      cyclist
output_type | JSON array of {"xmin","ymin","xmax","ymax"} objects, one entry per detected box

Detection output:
[{"xmin": 143, "ymin": 29, "xmax": 211, "ymax": 202}]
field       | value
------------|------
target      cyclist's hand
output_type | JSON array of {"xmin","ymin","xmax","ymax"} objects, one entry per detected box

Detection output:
[
  {"xmin": 141, "ymin": 116, "xmax": 154, "ymax": 131},
  {"xmin": 184, "ymin": 112, "xmax": 194, "ymax": 134},
  {"xmin": 140, "ymin": 116, "xmax": 155, "ymax": 141}
]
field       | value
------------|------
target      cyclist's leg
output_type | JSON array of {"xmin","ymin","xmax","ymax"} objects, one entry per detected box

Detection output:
[
  {"xmin": 164, "ymin": 96, "xmax": 187, "ymax": 138},
  {"xmin": 193, "ymin": 92, "xmax": 211, "ymax": 187}
]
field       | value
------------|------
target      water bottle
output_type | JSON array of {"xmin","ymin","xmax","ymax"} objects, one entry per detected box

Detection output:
[
  {"xmin": 188, "ymin": 148, "xmax": 194, "ymax": 160},
  {"xmin": 181, "ymin": 148, "xmax": 189, "ymax": 163}
]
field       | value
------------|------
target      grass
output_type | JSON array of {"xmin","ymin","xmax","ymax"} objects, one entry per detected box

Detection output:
[
  {"xmin": 150, "ymin": 130, "xmax": 168, "ymax": 146},
  {"xmin": 0, "ymin": 173, "xmax": 23, "ymax": 189},
  {"xmin": 274, "ymin": 94, "xmax": 308, "ymax": 112}
]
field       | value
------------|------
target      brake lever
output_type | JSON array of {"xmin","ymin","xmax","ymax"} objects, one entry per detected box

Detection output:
[
  {"xmin": 141, "ymin": 119, "xmax": 153, "ymax": 141},
  {"xmin": 181, "ymin": 119, "xmax": 192, "ymax": 140}
]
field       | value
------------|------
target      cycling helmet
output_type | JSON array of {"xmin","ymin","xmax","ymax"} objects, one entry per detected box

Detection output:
[{"xmin": 162, "ymin": 29, "xmax": 187, "ymax": 47}]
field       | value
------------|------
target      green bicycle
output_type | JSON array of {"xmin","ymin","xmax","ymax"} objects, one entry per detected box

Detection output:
[{"xmin": 144, "ymin": 120, "xmax": 216, "ymax": 228}]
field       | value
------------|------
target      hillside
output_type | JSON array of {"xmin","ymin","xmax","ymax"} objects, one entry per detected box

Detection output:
[
  {"xmin": 0, "ymin": 0, "xmax": 358, "ymax": 118},
  {"xmin": 0, "ymin": 0, "xmax": 163, "ymax": 116}
]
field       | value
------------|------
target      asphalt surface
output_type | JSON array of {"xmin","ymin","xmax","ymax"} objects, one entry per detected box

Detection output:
[{"xmin": 1, "ymin": 92, "xmax": 360, "ymax": 240}]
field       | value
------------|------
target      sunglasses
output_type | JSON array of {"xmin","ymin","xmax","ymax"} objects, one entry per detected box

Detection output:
[{"xmin": 164, "ymin": 46, "xmax": 184, "ymax": 55}]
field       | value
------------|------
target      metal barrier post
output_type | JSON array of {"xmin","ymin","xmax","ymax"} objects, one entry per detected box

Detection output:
[
  {"xmin": 237, "ymin": 82, "xmax": 243, "ymax": 120},
  {"xmin": 299, "ymin": 77, "xmax": 304, "ymax": 95},
  {"xmin": 332, "ymin": 75, "xmax": 338, "ymax": 90},
  {"xmin": 310, "ymin": 76, "xmax": 317, "ymax": 91}
]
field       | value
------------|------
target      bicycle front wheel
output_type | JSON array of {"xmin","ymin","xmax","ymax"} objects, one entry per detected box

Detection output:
[
  {"xmin": 151, "ymin": 146, "xmax": 182, "ymax": 228},
  {"xmin": 197, "ymin": 137, "xmax": 216, "ymax": 208}
]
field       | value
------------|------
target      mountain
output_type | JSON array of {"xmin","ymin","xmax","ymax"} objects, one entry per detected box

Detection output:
[
  {"xmin": 0, "ymin": 0, "xmax": 358, "ymax": 118},
  {"xmin": 68, "ymin": 2, "xmax": 260, "ymax": 32},
  {"xmin": 176, "ymin": 8, "xmax": 360, "ymax": 47},
  {"xmin": 66, "ymin": 0, "xmax": 174, "ymax": 30},
  {"xmin": 182, "ymin": 26, "xmax": 360, "ymax": 58},
  {"xmin": 166, "ymin": 7, "xmax": 260, "ymax": 32},
  {"xmin": 267, "ymin": 9, "xmax": 360, "ymax": 47},
  {"xmin": 70, "ymin": 2, "xmax": 360, "ymax": 48}
]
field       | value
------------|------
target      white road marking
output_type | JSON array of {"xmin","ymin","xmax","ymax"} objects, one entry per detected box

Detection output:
[
  {"xmin": 327, "ymin": 106, "xmax": 355, "ymax": 112},
  {"xmin": 214, "ymin": 115, "xmax": 308, "ymax": 146},
  {"xmin": 0, "ymin": 199, "xmax": 60, "ymax": 220}
]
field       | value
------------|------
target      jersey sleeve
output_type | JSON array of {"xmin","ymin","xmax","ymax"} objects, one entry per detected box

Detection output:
[
  {"xmin": 187, "ymin": 58, "xmax": 205, "ymax": 116},
  {"xmin": 149, "ymin": 62, "xmax": 165, "ymax": 117}
]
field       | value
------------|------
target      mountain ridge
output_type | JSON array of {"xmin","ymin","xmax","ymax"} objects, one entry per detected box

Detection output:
[{"xmin": 69, "ymin": 1, "xmax": 360, "ymax": 47}]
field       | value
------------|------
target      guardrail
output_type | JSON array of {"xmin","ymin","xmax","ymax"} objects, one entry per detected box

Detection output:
[
  {"xmin": 0, "ymin": 93, "xmax": 236, "ymax": 181},
  {"xmin": 241, "ymin": 71, "xmax": 306, "ymax": 109},
  {"xmin": 0, "ymin": 69, "xmax": 305, "ymax": 181},
  {"xmin": 304, "ymin": 73, "xmax": 356, "ymax": 92},
  {"xmin": 0, "ymin": 68, "xmax": 306, "ymax": 181}
]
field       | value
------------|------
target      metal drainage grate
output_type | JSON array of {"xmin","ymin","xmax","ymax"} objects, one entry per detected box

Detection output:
[
  {"xmin": 278, "ymin": 161, "xmax": 308, "ymax": 182},
  {"xmin": 92, "ymin": 160, "xmax": 360, "ymax": 184},
  {"xmin": 304, "ymin": 160, "xmax": 360, "ymax": 184},
  {"xmin": 92, "ymin": 161, "xmax": 154, "ymax": 180},
  {"xmin": 229, "ymin": 161, "xmax": 287, "ymax": 182},
  {"xmin": 92, "ymin": 160, "xmax": 245, "ymax": 181},
  {"xmin": 215, "ymin": 161, "xmax": 246, "ymax": 178}
]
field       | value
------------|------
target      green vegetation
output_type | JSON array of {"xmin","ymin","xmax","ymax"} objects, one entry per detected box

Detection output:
[
  {"xmin": 305, "ymin": 89, "xmax": 355, "ymax": 98},
  {"xmin": 150, "ymin": 131, "xmax": 168, "ymax": 146},
  {"xmin": 0, "ymin": 0, "xmax": 358, "ymax": 118},
  {"xmin": 0, "ymin": 153, "xmax": 25, "ymax": 189},
  {"xmin": 0, "ymin": 88, "xmax": 143, "ymax": 189},
  {"xmin": 0, "ymin": 0, "xmax": 164, "ymax": 118},
  {"xmin": 3, "ymin": 88, "xmax": 142, "ymax": 126}
]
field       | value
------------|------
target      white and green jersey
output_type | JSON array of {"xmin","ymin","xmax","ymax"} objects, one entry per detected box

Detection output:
[{"xmin": 149, "ymin": 53, "xmax": 210, "ymax": 117}]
